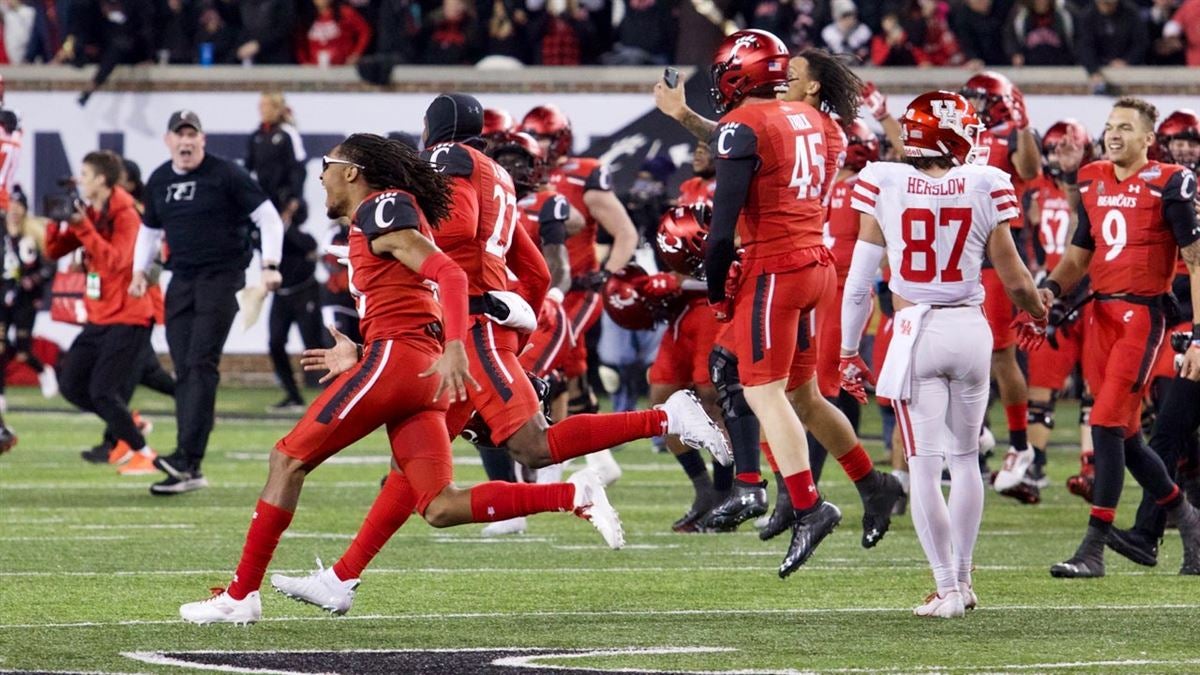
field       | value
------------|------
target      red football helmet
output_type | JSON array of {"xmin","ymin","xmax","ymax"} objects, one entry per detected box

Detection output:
[
  {"xmin": 656, "ymin": 204, "xmax": 711, "ymax": 280},
  {"xmin": 843, "ymin": 120, "xmax": 881, "ymax": 171},
  {"xmin": 1158, "ymin": 109, "xmax": 1200, "ymax": 168},
  {"xmin": 521, "ymin": 105, "xmax": 573, "ymax": 162},
  {"xmin": 482, "ymin": 108, "xmax": 516, "ymax": 143},
  {"xmin": 959, "ymin": 71, "xmax": 1016, "ymax": 130},
  {"xmin": 901, "ymin": 91, "xmax": 983, "ymax": 166},
  {"xmin": 487, "ymin": 131, "xmax": 545, "ymax": 192},
  {"xmin": 1042, "ymin": 119, "xmax": 1094, "ymax": 161},
  {"xmin": 602, "ymin": 264, "xmax": 682, "ymax": 330},
  {"xmin": 709, "ymin": 29, "xmax": 790, "ymax": 114}
]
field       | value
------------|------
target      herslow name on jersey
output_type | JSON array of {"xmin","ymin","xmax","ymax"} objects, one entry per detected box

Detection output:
[{"xmin": 851, "ymin": 162, "xmax": 1018, "ymax": 305}]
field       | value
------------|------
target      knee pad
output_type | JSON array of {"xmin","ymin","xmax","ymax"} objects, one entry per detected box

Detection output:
[
  {"xmin": 568, "ymin": 378, "xmax": 598, "ymax": 415},
  {"xmin": 1028, "ymin": 401, "xmax": 1056, "ymax": 429},
  {"xmin": 708, "ymin": 346, "xmax": 753, "ymax": 420},
  {"xmin": 1079, "ymin": 395, "xmax": 1094, "ymax": 426}
]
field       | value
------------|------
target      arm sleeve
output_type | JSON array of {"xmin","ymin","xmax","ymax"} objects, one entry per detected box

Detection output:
[
  {"xmin": 250, "ymin": 200, "xmax": 285, "ymax": 263},
  {"xmin": 537, "ymin": 195, "xmax": 569, "ymax": 246},
  {"xmin": 282, "ymin": 124, "xmax": 307, "ymax": 202},
  {"xmin": 1164, "ymin": 169, "xmax": 1200, "ymax": 248},
  {"xmin": 505, "ymin": 224, "xmax": 551, "ymax": 310},
  {"xmin": 133, "ymin": 224, "xmax": 164, "ymax": 273},
  {"xmin": 705, "ymin": 158, "xmax": 754, "ymax": 302},
  {"xmin": 841, "ymin": 239, "xmax": 885, "ymax": 353},
  {"xmin": 355, "ymin": 191, "xmax": 423, "ymax": 244},
  {"xmin": 1070, "ymin": 198, "xmax": 1096, "ymax": 250}
]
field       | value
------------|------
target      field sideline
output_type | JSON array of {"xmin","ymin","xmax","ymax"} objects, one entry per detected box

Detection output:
[{"xmin": 1, "ymin": 386, "xmax": 1197, "ymax": 674}]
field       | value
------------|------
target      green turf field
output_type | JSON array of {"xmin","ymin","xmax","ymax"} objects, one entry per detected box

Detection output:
[{"xmin": 1, "ymin": 386, "xmax": 1198, "ymax": 674}]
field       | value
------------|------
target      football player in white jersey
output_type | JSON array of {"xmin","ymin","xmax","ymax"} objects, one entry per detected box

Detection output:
[{"xmin": 839, "ymin": 91, "xmax": 1049, "ymax": 618}]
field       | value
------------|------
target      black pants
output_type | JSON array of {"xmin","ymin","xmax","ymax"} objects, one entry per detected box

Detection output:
[
  {"xmin": 0, "ymin": 296, "xmax": 44, "ymax": 394},
  {"xmin": 59, "ymin": 323, "xmax": 151, "ymax": 451},
  {"xmin": 1131, "ymin": 376, "xmax": 1200, "ymax": 538},
  {"xmin": 101, "ymin": 340, "xmax": 177, "ymax": 446},
  {"xmin": 269, "ymin": 280, "xmax": 324, "ymax": 401},
  {"xmin": 166, "ymin": 272, "xmax": 242, "ymax": 470}
]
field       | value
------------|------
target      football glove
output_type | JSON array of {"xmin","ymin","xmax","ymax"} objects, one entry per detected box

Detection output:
[
  {"xmin": 1011, "ymin": 310, "xmax": 1048, "ymax": 352},
  {"xmin": 838, "ymin": 353, "xmax": 875, "ymax": 404}
]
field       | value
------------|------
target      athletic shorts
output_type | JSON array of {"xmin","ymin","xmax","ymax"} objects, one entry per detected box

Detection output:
[
  {"xmin": 649, "ymin": 298, "xmax": 722, "ymax": 387},
  {"xmin": 276, "ymin": 338, "xmax": 453, "ymax": 512},
  {"xmin": 519, "ymin": 297, "xmax": 572, "ymax": 378},
  {"xmin": 444, "ymin": 318, "xmax": 542, "ymax": 446},
  {"xmin": 1027, "ymin": 304, "xmax": 1088, "ymax": 390},
  {"xmin": 1084, "ymin": 299, "xmax": 1166, "ymax": 433},
  {"xmin": 981, "ymin": 268, "xmax": 1016, "ymax": 351},
  {"xmin": 561, "ymin": 289, "xmax": 602, "ymax": 378},
  {"xmin": 733, "ymin": 254, "xmax": 834, "ymax": 388}
]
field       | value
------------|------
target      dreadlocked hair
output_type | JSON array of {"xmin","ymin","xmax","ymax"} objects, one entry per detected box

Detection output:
[
  {"xmin": 798, "ymin": 48, "xmax": 863, "ymax": 127},
  {"xmin": 337, "ymin": 133, "xmax": 453, "ymax": 227}
]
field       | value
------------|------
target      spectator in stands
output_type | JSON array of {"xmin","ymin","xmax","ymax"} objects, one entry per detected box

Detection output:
[
  {"xmin": 900, "ymin": 0, "xmax": 963, "ymax": 66},
  {"xmin": 529, "ymin": 0, "xmax": 594, "ymax": 65},
  {"xmin": 483, "ymin": 0, "xmax": 531, "ymax": 63},
  {"xmin": 236, "ymin": 0, "xmax": 296, "ymax": 64},
  {"xmin": 1164, "ymin": 0, "xmax": 1200, "ymax": 66},
  {"xmin": 156, "ymin": 0, "xmax": 199, "ymax": 64},
  {"xmin": 373, "ymin": 0, "xmax": 422, "ymax": 64},
  {"xmin": 2, "ymin": 0, "xmax": 36, "ymax": 64},
  {"xmin": 23, "ymin": 0, "xmax": 69, "ymax": 63},
  {"xmin": 601, "ymin": 0, "xmax": 675, "ymax": 65},
  {"xmin": 46, "ymin": 151, "xmax": 160, "ymax": 476},
  {"xmin": 1005, "ymin": 0, "xmax": 1075, "ymax": 66},
  {"xmin": 1076, "ymin": 0, "xmax": 1148, "ymax": 93},
  {"xmin": 419, "ymin": 0, "xmax": 481, "ymax": 64},
  {"xmin": 65, "ymin": 0, "xmax": 157, "ymax": 106},
  {"xmin": 296, "ymin": 0, "xmax": 372, "ymax": 66},
  {"xmin": 672, "ymin": 0, "xmax": 736, "ymax": 65},
  {"xmin": 196, "ymin": 4, "xmax": 238, "ymax": 64},
  {"xmin": 821, "ymin": 0, "xmax": 872, "ymax": 63},
  {"xmin": 745, "ymin": 0, "xmax": 798, "ymax": 52},
  {"xmin": 1144, "ymin": 0, "xmax": 1184, "ymax": 66},
  {"xmin": 952, "ymin": 0, "xmax": 1011, "ymax": 69},
  {"xmin": 871, "ymin": 12, "xmax": 925, "ymax": 65}
]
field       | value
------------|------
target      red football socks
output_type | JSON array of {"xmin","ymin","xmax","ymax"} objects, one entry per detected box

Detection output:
[
  {"xmin": 1089, "ymin": 505, "xmax": 1116, "ymax": 523},
  {"xmin": 334, "ymin": 471, "xmax": 417, "ymax": 582},
  {"xmin": 227, "ymin": 500, "xmax": 294, "ymax": 600},
  {"xmin": 736, "ymin": 472, "xmax": 762, "ymax": 484},
  {"xmin": 547, "ymin": 410, "xmax": 667, "ymax": 463},
  {"xmin": 783, "ymin": 470, "xmax": 820, "ymax": 511},
  {"xmin": 762, "ymin": 442, "xmax": 779, "ymax": 473},
  {"xmin": 1006, "ymin": 404, "xmax": 1029, "ymax": 449},
  {"xmin": 837, "ymin": 444, "xmax": 874, "ymax": 483},
  {"xmin": 469, "ymin": 481, "xmax": 575, "ymax": 521}
]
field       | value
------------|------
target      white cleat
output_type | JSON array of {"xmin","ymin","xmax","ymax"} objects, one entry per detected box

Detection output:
[
  {"xmin": 271, "ymin": 558, "xmax": 359, "ymax": 615},
  {"xmin": 536, "ymin": 463, "xmax": 564, "ymax": 484},
  {"xmin": 179, "ymin": 589, "xmax": 261, "ymax": 625},
  {"xmin": 568, "ymin": 468, "xmax": 624, "ymax": 549},
  {"xmin": 978, "ymin": 426, "xmax": 996, "ymax": 455},
  {"xmin": 659, "ymin": 390, "xmax": 731, "ymax": 466},
  {"xmin": 584, "ymin": 449, "xmax": 622, "ymax": 486},
  {"xmin": 959, "ymin": 582, "xmax": 978, "ymax": 610},
  {"xmin": 38, "ymin": 366, "xmax": 58, "ymax": 399},
  {"xmin": 994, "ymin": 446, "xmax": 1035, "ymax": 492},
  {"xmin": 914, "ymin": 589, "xmax": 965, "ymax": 618},
  {"xmin": 481, "ymin": 517, "xmax": 528, "ymax": 537},
  {"xmin": 753, "ymin": 515, "xmax": 770, "ymax": 530}
]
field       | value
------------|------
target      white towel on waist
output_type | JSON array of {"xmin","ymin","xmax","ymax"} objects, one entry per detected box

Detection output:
[{"xmin": 875, "ymin": 304, "xmax": 932, "ymax": 402}]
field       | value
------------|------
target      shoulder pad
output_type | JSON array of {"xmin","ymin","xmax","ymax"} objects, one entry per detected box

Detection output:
[
  {"xmin": 422, "ymin": 143, "xmax": 476, "ymax": 178},
  {"xmin": 712, "ymin": 121, "xmax": 758, "ymax": 161},
  {"xmin": 354, "ymin": 190, "xmax": 422, "ymax": 239}
]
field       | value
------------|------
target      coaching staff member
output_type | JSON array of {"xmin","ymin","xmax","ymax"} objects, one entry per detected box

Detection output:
[{"xmin": 130, "ymin": 110, "xmax": 284, "ymax": 495}]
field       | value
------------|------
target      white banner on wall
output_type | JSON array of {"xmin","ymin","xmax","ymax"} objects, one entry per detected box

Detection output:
[{"xmin": 17, "ymin": 90, "xmax": 1200, "ymax": 354}]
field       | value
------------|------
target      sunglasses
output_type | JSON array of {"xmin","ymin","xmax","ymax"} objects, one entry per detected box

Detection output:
[{"xmin": 322, "ymin": 155, "xmax": 365, "ymax": 172}]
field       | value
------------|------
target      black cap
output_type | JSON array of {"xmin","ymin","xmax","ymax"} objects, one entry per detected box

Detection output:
[
  {"xmin": 424, "ymin": 94, "xmax": 484, "ymax": 146},
  {"xmin": 168, "ymin": 110, "xmax": 203, "ymax": 133}
]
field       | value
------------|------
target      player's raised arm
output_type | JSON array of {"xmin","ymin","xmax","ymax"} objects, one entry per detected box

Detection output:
[{"xmin": 653, "ymin": 70, "xmax": 718, "ymax": 142}]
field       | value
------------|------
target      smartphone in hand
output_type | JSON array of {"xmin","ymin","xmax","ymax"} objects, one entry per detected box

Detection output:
[{"xmin": 663, "ymin": 67, "xmax": 679, "ymax": 89}]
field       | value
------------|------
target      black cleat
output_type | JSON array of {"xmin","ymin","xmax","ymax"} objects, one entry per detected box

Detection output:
[
  {"xmin": 701, "ymin": 479, "xmax": 767, "ymax": 531},
  {"xmin": 1175, "ymin": 503, "xmax": 1200, "ymax": 575},
  {"xmin": 0, "ymin": 426, "xmax": 15, "ymax": 454},
  {"xmin": 1051, "ymin": 530, "xmax": 1106, "ymax": 578},
  {"xmin": 672, "ymin": 489, "xmax": 721, "ymax": 533},
  {"xmin": 758, "ymin": 481, "xmax": 795, "ymax": 541},
  {"xmin": 1183, "ymin": 476, "xmax": 1200, "ymax": 510},
  {"xmin": 860, "ymin": 472, "xmax": 903, "ymax": 549},
  {"xmin": 80, "ymin": 440, "xmax": 113, "ymax": 464},
  {"xmin": 1106, "ymin": 528, "xmax": 1159, "ymax": 567},
  {"xmin": 779, "ymin": 500, "xmax": 841, "ymax": 579},
  {"xmin": 153, "ymin": 452, "xmax": 192, "ymax": 480},
  {"xmin": 998, "ymin": 481, "xmax": 1041, "ymax": 505},
  {"xmin": 150, "ymin": 471, "xmax": 209, "ymax": 496},
  {"xmin": 1066, "ymin": 473, "xmax": 1094, "ymax": 503}
]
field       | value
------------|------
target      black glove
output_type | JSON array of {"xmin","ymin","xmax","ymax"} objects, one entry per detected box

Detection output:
[{"xmin": 571, "ymin": 269, "xmax": 611, "ymax": 292}]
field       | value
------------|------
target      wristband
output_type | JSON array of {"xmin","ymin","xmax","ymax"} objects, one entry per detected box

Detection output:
[
  {"xmin": 1039, "ymin": 278, "xmax": 1062, "ymax": 298},
  {"xmin": 418, "ymin": 250, "xmax": 468, "ymax": 342},
  {"xmin": 1193, "ymin": 323, "xmax": 1200, "ymax": 347}
]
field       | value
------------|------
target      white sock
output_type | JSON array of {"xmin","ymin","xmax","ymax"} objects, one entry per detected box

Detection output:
[
  {"xmin": 908, "ymin": 455, "xmax": 957, "ymax": 594},
  {"xmin": 947, "ymin": 451, "xmax": 985, "ymax": 586},
  {"xmin": 891, "ymin": 469, "xmax": 910, "ymax": 494}
]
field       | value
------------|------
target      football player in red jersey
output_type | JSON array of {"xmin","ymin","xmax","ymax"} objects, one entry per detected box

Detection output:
[
  {"xmin": 178, "ymin": 134, "xmax": 629, "ymax": 624},
  {"xmin": 521, "ymin": 103, "xmax": 639, "ymax": 482},
  {"xmin": 654, "ymin": 42, "xmax": 903, "ymax": 555},
  {"xmin": 1158, "ymin": 109, "xmax": 1200, "ymax": 173},
  {"xmin": 960, "ymin": 72, "xmax": 1042, "ymax": 491},
  {"xmin": 677, "ymin": 142, "xmax": 716, "ymax": 207},
  {"xmin": 1042, "ymin": 98, "xmax": 1200, "ymax": 578},
  {"xmin": 1021, "ymin": 120, "xmax": 1097, "ymax": 501}
]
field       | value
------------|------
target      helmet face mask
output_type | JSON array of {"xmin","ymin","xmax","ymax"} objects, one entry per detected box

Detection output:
[
  {"xmin": 709, "ymin": 30, "xmax": 791, "ymax": 114},
  {"xmin": 959, "ymin": 72, "xmax": 1015, "ymax": 130}
]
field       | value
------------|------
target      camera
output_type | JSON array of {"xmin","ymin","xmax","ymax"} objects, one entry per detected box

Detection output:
[{"xmin": 42, "ymin": 177, "xmax": 81, "ymax": 222}]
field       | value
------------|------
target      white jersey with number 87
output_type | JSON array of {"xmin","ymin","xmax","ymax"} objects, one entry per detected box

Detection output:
[{"xmin": 850, "ymin": 162, "xmax": 1019, "ymax": 306}]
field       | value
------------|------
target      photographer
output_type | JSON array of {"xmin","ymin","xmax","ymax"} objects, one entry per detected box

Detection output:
[{"xmin": 45, "ymin": 151, "xmax": 158, "ymax": 475}]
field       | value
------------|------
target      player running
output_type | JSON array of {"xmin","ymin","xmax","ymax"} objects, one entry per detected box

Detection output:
[
  {"xmin": 959, "ymin": 71, "xmax": 1042, "ymax": 493},
  {"xmin": 1041, "ymin": 97, "xmax": 1200, "ymax": 578},
  {"xmin": 177, "ymin": 134, "xmax": 628, "ymax": 625},
  {"xmin": 841, "ymin": 91, "xmax": 1048, "ymax": 617}
]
